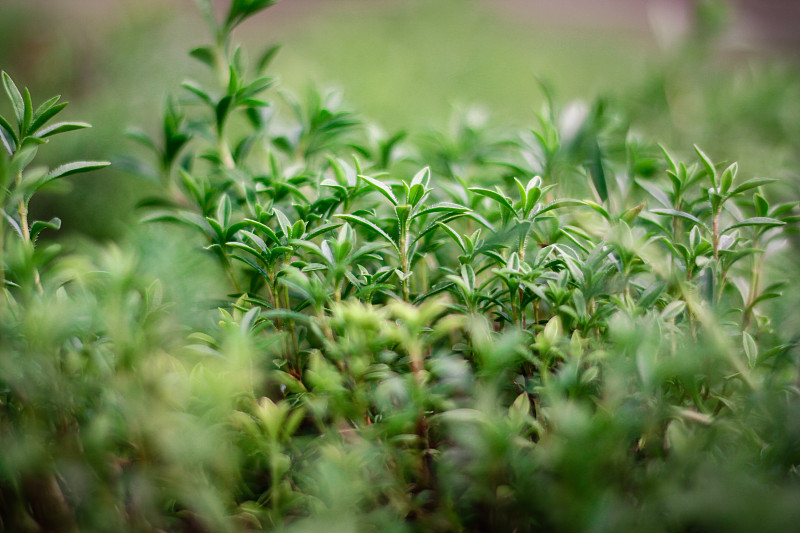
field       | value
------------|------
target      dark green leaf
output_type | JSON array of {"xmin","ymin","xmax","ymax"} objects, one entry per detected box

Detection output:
[
  {"xmin": 22, "ymin": 88, "xmax": 32, "ymax": 135},
  {"xmin": 189, "ymin": 46, "xmax": 216, "ymax": 68},
  {"xmin": 28, "ymin": 101, "xmax": 68, "ymax": 136},
  {"xmin": 257, "ymin": 45, "xmax": 281, "ymax": 74},
  {"xmin": 182, "ymin": 80, "xmax": 215, "ymax": 106},
  {"xmin": 216, "ymin": 95, "xmax": 233, "ymax": 131}
]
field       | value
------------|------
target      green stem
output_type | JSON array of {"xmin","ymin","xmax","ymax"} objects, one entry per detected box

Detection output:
[
  {"xmin": 743, "ymin": 251, "xmax": 763, "ymax": 330},
  {"xmin": 712, "ymin": 208, "xmax": 720, "ymax": 261},
  {"xmin": 218, "ymin": 135, "xmax": 236, "ymax": 170},
  {"xmin": 18, "ymin": 198, "xmax": 29, "ymax": 242},
  {"xmin": 399, "ymin": 226, "xmax": 410, "ymax": 302}
]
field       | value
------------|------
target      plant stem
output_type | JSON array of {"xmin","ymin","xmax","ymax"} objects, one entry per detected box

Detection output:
[
  {"xmin": 18, "ymin": 199, "xmax": 29, "ymax": 242},
  {"xmin": 712, "ymin": 208, "xmax": 720, "ymax": 261},
  {"xmin": 399, "ymin": 226, "xmax": 410, "ymax": 302}
]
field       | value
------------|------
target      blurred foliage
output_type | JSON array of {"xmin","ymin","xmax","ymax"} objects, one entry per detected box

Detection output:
[{"xmin": 2, "ymin": 1, "xmax": 800, "ymax": 532}]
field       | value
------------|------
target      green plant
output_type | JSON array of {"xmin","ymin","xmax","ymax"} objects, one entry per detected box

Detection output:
[{"xmin": 3, "ymin": 1, "xmax": 800, "ymax": 531}]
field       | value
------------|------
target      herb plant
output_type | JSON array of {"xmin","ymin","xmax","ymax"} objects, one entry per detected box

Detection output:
[{"xmin": 2, "ymin": 1, "xmax": 800, "ymax": 532}]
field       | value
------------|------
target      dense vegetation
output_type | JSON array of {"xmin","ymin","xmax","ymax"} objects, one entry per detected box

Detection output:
[{"xmin": 2, "ymin": 1, "xmax": 800, "ymax": 531}]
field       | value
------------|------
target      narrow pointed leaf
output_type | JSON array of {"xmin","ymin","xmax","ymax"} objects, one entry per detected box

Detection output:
[
  {"xmin": 410, "ymin": 166, "xmax": 430, "ymax": 187},
  {"xmin": 411, "ymin": 202, "xmax": 470, "ymax": 219},
  {"xmin": 2, "ymin": 72, "xmax": 25, "ymax": 128},
  {"xmin": 30, "ymin": 217, "xmax": 61, "ymax": 240},
  {"xmin": 28, "ymin": 101, "xmax": 67, "ymax": 135},
  {"xmin": 44, "ymin": 161, "xmax": 110, "ymax": 183},
  {"xmin": 22, "ymin": 88, "xmax": 32, "ymax": 135},
  {"xmin": 652, "ymin": 208, "xmax": 709, "ymax": 231},
  {"xmin": 0, "ymin": 115, "xmax": 16, "ymax": 154},
  {"xmin": 722, "ymin": 217, "xmax": 784, "ymax": 234},
  {"xmin": 730, "ymin": 177, "xmax": 776, "ymax": 196},
  {"xmin": 359, "ymin": 173, "xmax": 398, "ymax": 205},
  {"xmin": 189, "ymin": 46, "xmax": 216, "ymax": 68},
  {"xmin": 469, "ymin": 187, "xmax": 514, "ymax": 212},
  {"xmin": 35, "ymin": 121, "xmax": 91, "ymax": 138},
  {"xmin": 694, "ymin": 145, "xmax": 717, "ymax": 189},
  {"xmin": 437, "ymin": 222, "xmax": 467, "ymax": 253},
  {"xmin": 335, "ymin": 214, "xmax": 399, "ymax": 253}
]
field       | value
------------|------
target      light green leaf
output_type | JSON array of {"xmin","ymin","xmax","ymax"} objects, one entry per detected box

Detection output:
[
  {"xmin": 469, "ymin": 187, "xmax": 514, "ymax": 212},
  {"xmin": 359, "ymin": 173, "xmax": 398, "ymax": 205},
  {"xmin": 2, "ymin": 72, "xmax": 25, "ymax": 129},
  {"xmin": 694, "ymin": 144, "xmax": 717, "ymax": 190},
  {"xmin": 722, "ymin": 217, "xmax": 784, "ymax": 234},
  {"xmin": 30, "ymin": 217, "xmax": 61, "ymax": 240},
  {"xmin": 44, "ymin": 160, "xmax": 110, "ymax": 183},
  {"xmin": 35, "ymin": 121, "xmax": 91, "ymax": 138},
  {"xmin": 335, "ymin": 214, "xmax": 399, "ymax": 253},
  {"xmin": 742, "ymin": 331, "xmax": 757, "ymax": 369}
]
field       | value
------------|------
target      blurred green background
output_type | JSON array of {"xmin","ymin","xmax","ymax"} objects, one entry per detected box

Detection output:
[{"xmin": 1, "ymin": 0, "xmax": 799, "ymax": 240}]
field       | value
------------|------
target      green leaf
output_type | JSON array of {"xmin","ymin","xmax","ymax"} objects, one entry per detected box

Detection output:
[
  {"xmin": 44, "ymin": 160, "xmax": 110, "ymax": 183},
  {"xmin": 216, "ymin": 95, "xmax": 233, "ymax": 131},
  {"xmin": 469, "ymin": 187, "xmax": 514, "ymax": 212},
  {"xmin": 651, "ymin": 208, "xmax": 709, "ymax": 231},
  {"xmin": 722, "ymin": 217, "xmax": 784, "ymax": 234},
  {"xmin": 411, "ymin": 202, "xmax": 470, "ymax": 220},
  {"xmin": 659, "ymin": 144, "xmax": 678, "ymax": 174},
  {"xmin": 35, "ymin": 121, "xmax": 91, "ymax": 138},
  {"xmin": 217, "ymin": 194, "xmax": 232, "ymax": 228},
  {"xmin": 742, "ymin": 331, "xmax": 757, "ymax": 369},
  {"xmin": 306, "ymin": 222, "xmax": 343, "ymax": 240},
  {"xmin": 694, "ymin": 144, "xmax": 717, "ymax": 190},
  {"xmin": 621, "ymin": 202, "xmax": 646, "ymax": 224},
  {"xmin": 719, "ymin": 162, "xmax": 737, "ymax": 194},
  {"xmin": 0, "ymin": 114, "xmax": 16, "ymax": 154},
  {"xmin": 436, "ymin": 222, "xmax": 467, "ymax": 253},
  {"xmin": 753, "ymin": 193, "xmax": 769, "ymax": 217},
  {"xmin": 257, "ymin": 45, "xmax": 281, "ymax": 74},
  {"xmin": 410, "ymin": 166, "xmax": 430, "ymax": 188},
  {"xmin": 28, "ymin": 99, "xmax": 67, "ymax": 135},
  {"xmin": 335, "ymin": 214, "xmax": 399, "ymax": 254},
  {"xmin": 660, "ymin": 300, "xmax": 686, "ymax": 321},
  {"xmin": 359, "ymin": 173, "xmax": 398, "ymax": 205},
  {"xmin": 189, "ymin": 46, "xmax": 216, "ymax": 68},
  {"xmin": 588, "ymin": 136, "xmax": 608, "ymax": 203},
  {"xmin": 729, "ymin": 177, "xmax": 776, "ymax": 196},
  {"xmin": 244, "ymin": 219, "xmax": 281, "ymax": 244},
  {"xmin": 2, "ymin": 72, "xmax": 25, "ymax": 129},
  {"xmin": 238, "ymin": 77, "xmax": 275, "ymax": 100},
  {"xmin": 30, "ymin": 217, "xmax": 61, "ymax": 240},
  {"xmin": 582, "ymin": 200, "xmax": 611, "ymax": 220},
  {"xmin": 10, "ymin": 136, "xmax": 45, "ymax": 176},
  {"xmin": 272, "ymin": 207, "xmax": 293, "ymax": 239},
  {"xmin": 182, "ymin": 80, "xmax": 215, "ymax": 106},
  {"xmin": 22, "ymin": 88, "xmax": 32, "ymax": 135},
  {"xmin": 537, "ymin": 199, "xmax": 583, "ymax": 216}
]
